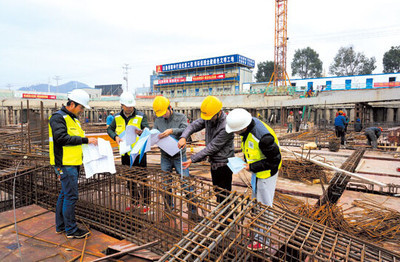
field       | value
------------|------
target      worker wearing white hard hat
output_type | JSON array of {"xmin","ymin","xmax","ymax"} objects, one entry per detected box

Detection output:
[
  {"xmin": 49, "ymin": 88, "xmax": 97, "ymax": 239},
  {"xmin": 107, "ymin": 91, "xmax": 150, "ymax": 213},
  {"xmin": 225, "ymin": 108, "xmax": 282, "ymax": 251}
]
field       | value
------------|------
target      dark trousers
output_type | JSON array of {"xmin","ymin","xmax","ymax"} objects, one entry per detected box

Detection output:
[
  {"xmin": 335, "ymin": 126, "xmax": 346, "ymax": 145},
  {"xmin": 55, "ymin": 166, "xmax": 79, "ymax": 234},
  {"xmin": 210, "ymin": 165, "xmax": 233, "ymax": 204},
  {"xmin": 122, "ymin": 153, "xmax": 150, "ymax": 205}
]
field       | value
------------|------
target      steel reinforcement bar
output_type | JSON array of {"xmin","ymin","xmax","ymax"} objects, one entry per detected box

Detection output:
[{"xmin": 0, "ymin": 159, "xmax": 399, "ymax": 261}]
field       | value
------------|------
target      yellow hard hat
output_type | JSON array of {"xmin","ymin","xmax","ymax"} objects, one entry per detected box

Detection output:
[
  {"xmin": 200, "ymin": 96, "xmax": 222, "ymax": 120},
  {"xmin": 153, "ymin": 96, "xmax": 170, "ymax": 117}
]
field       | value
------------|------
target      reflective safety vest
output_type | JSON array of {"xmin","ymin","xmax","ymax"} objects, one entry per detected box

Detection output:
[
  {"xmin": 49, "ymin": 111, "xmax": 85, "ymax": 166},
  {"xmin": 115, "ymin": 114, "xmax": 143, "ymax": 155},
  {"xmin": 241, "ymin": 119, "xmax": 282, "ymax": 179}
]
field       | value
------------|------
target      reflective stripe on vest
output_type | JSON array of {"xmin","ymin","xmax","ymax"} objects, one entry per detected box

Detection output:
[
  {"xmin": 49, "ymin": 112, "xmax": 85, "ymax": 166},
  {"xmin": 241, "ymin": 120, "xmax": 282, "ymax": 179},
  {"xmin": 115, "ymin": 114, "xmax": 143, "ymax": 155}
]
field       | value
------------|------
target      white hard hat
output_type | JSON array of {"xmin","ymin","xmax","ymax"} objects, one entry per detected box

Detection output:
[
  {"xmin": 119, "ymin": 92, "xmax": 136, "ymax": 107},
  {"xmin": 68, "ymin": 89, "xmax": 90, "ymax": 109},
  {"xmin": 226, "ymin": 108, "xmax": 252, "ymax": 133}
]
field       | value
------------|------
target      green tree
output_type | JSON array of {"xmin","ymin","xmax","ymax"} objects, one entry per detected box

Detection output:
[
  {"xmin": 383, "ymin": 46, "xmax": 400, "ymax": 73},
  {"xmin": 329, "ymin": 46, "xmax": 376, "ymax": 76},
  {"xmin": 291, "ymin": 47, "xmax": 323, "ymax": 78},
  {"xmin": 255, "ymin": 61, "xmax": 274, "ymax": 82}
]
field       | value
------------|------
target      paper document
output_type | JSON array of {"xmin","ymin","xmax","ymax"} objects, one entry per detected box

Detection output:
[
  {"xmin": 157, "ymin": 136, "xmax": 180, "ymax": 156},
  {"xmin": 125, "ymin": 126, "xmax": 139, "ymax": 145},
  {"xmin": 129, "ymin": 128, "xmax": 181, "ymax": 166},
  {"xmin": 82, "ymin": 138, "xmax": 116, "ymax": 178},
  {"xmin": 227, "ymin": 157, "xmax": 246, "ymax": 174}
]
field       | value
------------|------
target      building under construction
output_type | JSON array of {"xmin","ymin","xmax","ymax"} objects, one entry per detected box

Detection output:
[{"xmin": 0, "ymin": 96, "xmax": 400, "ymax": 261}]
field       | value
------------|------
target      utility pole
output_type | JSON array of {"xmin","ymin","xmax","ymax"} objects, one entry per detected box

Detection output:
[
  {"xmin": 122, "ymin": 64, "xmax": 130, "ymax": 92},
  {"xmin": 48, "ymin": 77, "xmax": 51, "ymax": 93},
  {"xmin": 53, "ymin": 75, "xmax": 61, "ymax": 94}
]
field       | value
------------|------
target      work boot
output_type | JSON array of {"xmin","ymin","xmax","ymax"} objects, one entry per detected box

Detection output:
[{"xmin": 67, "ymin": 228, "xmax": 90, "ymax": 239}]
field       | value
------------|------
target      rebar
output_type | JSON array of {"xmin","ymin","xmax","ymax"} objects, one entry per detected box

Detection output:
[{"xmin": 1, "ymin": 157, "xmax": 399, "ymax": 261}]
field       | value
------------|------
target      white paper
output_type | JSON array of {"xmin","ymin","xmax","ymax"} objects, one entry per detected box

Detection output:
[
  {"xmin": 130, "ymin": 128, "xmax": 181, "ymax": 159},
  {"xmin": 157, "ymin": 136, "xmax": 180, "ymax": 156},
  {"xmin": 125, "ymin": 126, "xmax": 139, "ymax": 145},
  {"xmin": 82, "ymin": 138, "xmax": 116, "ymax": 178},
  {"xmin": 227, "ymin": 157, "xmax": 246, "ymax": 174},
  {"xmin": 119, "ymin": 140, "xmax": 131, "ymax": 155}
]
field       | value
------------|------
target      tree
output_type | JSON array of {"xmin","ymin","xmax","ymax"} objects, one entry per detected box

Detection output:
[
  {"xmin": 291, "ymin": 47, "xmax": 323, "ymax": 78},
  {"xmin": 329, "ymin": 46, "xmax": 376, "ymax": 76},
  {"xmin": 383, "ymin": 46, "xmax": 400, "ymax": 73},
  {"xmin": 255, "ymin": 61, "xmax": 274, "ymax": 82}
]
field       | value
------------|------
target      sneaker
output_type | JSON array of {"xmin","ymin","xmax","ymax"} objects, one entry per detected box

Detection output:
[
  {"xmin": 66, "ymin": 228, "xmax": 90, "ymax": 239},
  {"xmin": 247, "ymin": 241, "xmax": 265, "ymax": 251},
  {"xmin": 56, "ymin": 228, "xmax": 65, "ymax": 234}
]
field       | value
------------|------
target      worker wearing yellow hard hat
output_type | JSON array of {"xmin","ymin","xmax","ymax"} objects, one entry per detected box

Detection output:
[
  {"xmin": 152, "ymin": 96, "xmax": 201, "ymax": 221},
  {"xmin": 153, "ymin": 96, "xmax": 170, "ymax": 117},
  {"xmin": 199, "ymin": 95, "xmax": 222, "ymax": 120},
  {"xmin": 178, "ymin": 96, "xmax": 234, "ymax": 204}
]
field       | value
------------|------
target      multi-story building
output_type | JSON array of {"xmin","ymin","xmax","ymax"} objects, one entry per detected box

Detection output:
[{"xmin": 153, "ymin": 54, "xmax": 255, "ymax": 97}]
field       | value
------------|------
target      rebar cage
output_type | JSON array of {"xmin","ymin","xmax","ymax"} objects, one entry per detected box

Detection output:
[{"xmin": 0, "ymin": 156, "xmax": 399, "ymax": 261}]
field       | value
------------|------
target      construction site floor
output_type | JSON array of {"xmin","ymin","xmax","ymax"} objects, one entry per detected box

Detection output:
[{"xmin": 0, "ymin": 205, "xmax": 158, "ymax": 262}]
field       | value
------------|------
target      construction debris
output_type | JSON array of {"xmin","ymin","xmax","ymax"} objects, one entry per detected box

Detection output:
[{"xmin": 280, "ymin": 159, "xmax": 329, "ymax": 184}]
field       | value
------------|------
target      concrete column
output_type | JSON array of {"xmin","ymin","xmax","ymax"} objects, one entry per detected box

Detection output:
[
  {"xmin": 350, "ymin": 108, "xmax": 355, "ymax": 122},
  {"xmin": 325, "ymin": 109, "xmax": 331, "ymax": 124},
  {"xmin": 310, "ymin": 109, "xmax": 315, "ymax": 124},
  {"xmin": 387, "ymin": 108, "xmax": 394, "ymax": 123},
  {"xmin": 16, "ymin": 110, "xmax": 21, "ymax": 125},
  {"xmin": 370, "ymin": 109, "xmax": 374, "ymax": 124},
  {"xmin": 397, "ymin": 108, "xmax": 400, "ymax": 122}
]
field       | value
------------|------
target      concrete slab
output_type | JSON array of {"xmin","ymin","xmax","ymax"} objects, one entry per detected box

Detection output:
[{"xmin": 0, "ymin": 205, "xmax": 149, "ymax": 262}]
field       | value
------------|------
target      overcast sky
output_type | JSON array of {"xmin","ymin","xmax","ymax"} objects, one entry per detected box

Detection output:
[{"xmin": 1, "ymin": 0, "xmax": 399, "ymax": 90}]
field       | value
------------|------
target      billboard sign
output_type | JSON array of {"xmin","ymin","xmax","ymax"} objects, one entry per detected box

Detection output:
[
  {"xmin": 154, "ymin": 74, "xmax": 226, "ymax": 86},
  {"xmin": 156, "ymin": 54, "xmax": 254, "ymax": 73},
  {"xmin": 22, "ymin": 93, "xmax": 56, "ymax": 99}
]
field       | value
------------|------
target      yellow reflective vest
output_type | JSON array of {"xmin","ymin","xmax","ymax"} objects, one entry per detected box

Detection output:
[
  {"xmin": 49, "ymin": 110, "xmax": 85, "ymax": 166},
  {"xmin": 115, "ymin": 114, "xmax": 143, "ymax": 155},
  {"xmin": 241, "ymin": 119, "xmax": 282, "ymax": 179}
]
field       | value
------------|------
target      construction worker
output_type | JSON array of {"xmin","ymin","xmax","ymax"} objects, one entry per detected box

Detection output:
[
  {"xmin": 49, "ymin": 89, "xmax": 97, "ymax": 239},
  {"xmin": 178, "ymin": 96, "xmax": 234, "ymax": 204},
  {"xmin": 152, "ymin": 96, "xmax": 199, "ymax": 220},
  {"xmin": 334, "ymin": 110, "xmax": 346, "ymax": 145},
  {"xmin": 354, "ymin": 118, "xmax": 363, "ymax": 132},
  {"xmin": 225, "ymin": 108, "xmax": 282, "ymax": 251},
  {"xmin": 106, "ymin": 111, "xmax": 115, "ymax": 127},
  {"xmin": 287, "ymin": 111, "xmax": 294, "ymax": 133},
  {"xmin": 107, "ymin": 92, "xmax": 150, "ymax": 213},
  {"xmin": 365, "ymin": 127, "xmax": 382, "ymax": 149}
]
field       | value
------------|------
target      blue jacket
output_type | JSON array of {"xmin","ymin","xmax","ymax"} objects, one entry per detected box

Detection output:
[{"xmin": 334, "ymin": 115, "xmax": 346, "ymax": 128}]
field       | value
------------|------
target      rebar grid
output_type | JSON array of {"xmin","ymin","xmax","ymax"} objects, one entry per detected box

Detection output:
[
  {"xmin": 319, "ymin": 148, "xmax": 365, "ymax": 206},
  {"xmin": 1, "ymin": 159, "xmax": 399, "ymax": 261}
]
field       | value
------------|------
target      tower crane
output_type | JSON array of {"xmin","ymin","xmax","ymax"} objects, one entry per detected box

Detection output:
[{"xmin": 268, "ymin": 0, "xmax": 291, "ymax": 93}]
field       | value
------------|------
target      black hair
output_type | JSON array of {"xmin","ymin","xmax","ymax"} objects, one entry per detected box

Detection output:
[{"xmin": 67, "ymin": 99, "xmax": 81, "ymax": 107}]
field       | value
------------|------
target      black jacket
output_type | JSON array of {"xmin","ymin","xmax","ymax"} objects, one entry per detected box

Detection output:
[
  {"xmin": 49, "ymin": 106, "xmax": 88, "ymax": 166},
  {"xmin": 181, "ymin": 112, "xmax": 234, "ymax": 164}
]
